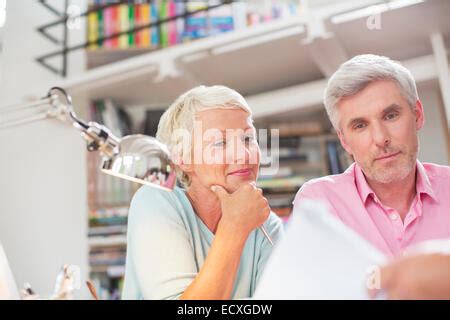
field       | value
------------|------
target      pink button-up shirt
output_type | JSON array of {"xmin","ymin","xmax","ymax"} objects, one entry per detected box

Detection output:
[{"xmin": 293, "ymin": 161, "xmax": 450, "ymax": 257}]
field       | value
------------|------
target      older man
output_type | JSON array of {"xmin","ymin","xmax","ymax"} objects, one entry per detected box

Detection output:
[{"xmin": 293, "ymin": 54, "xmax": 450, "ymax": 257}]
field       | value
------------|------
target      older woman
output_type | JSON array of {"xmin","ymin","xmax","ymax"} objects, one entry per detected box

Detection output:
[{"xmin": 122, "ymin": 85, "xmax": 283, "ymax": 300}]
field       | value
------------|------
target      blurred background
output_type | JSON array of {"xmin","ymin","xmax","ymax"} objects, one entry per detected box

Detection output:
[{"xmin": 0, "ymin": 0, "xmax": 449, "ymax": 299}]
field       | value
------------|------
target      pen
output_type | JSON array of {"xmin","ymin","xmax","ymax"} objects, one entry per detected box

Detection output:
[{"xmin": 86, "ymin": 280, "xmax": 99, "ymax": 300}]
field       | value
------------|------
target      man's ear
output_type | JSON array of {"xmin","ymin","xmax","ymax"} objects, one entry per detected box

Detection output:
[
  {"xmin": 337, "ymin": 128, "xmax": 353, "ymax": 156},
  {"xmin": 414, "ymin": 99, "xmax": 425, "ymax": 130}
]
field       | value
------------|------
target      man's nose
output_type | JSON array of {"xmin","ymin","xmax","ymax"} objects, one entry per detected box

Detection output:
[{"xmin": 371, "ymin": 122, "xmax": 391, "ymax": 149}]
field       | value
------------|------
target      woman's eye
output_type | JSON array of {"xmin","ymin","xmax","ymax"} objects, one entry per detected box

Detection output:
[{"xmin": 212, "ymin": 140, "xmax": 226, "ymax": 147}]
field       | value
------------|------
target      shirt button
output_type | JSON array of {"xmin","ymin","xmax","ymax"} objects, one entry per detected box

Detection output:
[{"xmin": 389, "ymin": 213, "xmax": 399, "ymax": 221}]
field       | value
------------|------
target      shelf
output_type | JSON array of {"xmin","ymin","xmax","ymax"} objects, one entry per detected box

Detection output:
[
  {"xmin": 86, "ymin": 47, "xmax": 157, "ymax": 69},
  {"xmin": 54, "ymin": 15, "xmax": 314, "ymax": 107},
  {"xmin": 89, "ymin": 234, "xmax": 127, "ymax": 248},
  {"xmin": 88, "ymin": 225, "xmax": 127, "ymax": 237},
  {"xmin": 90, "ymin": 265, "xmax": 125, "ymax": 277}
]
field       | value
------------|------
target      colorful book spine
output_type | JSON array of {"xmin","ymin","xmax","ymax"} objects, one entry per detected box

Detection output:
[
  {"xmin": 128, "ymin": 2, "xmax": 135, "ymax": 47},
  {"xmin": 134, "ymin": 1, "xmax": 141, "ymax": 47},
  {"xmin": 111, "ymin": 5, "xmax": 119, "ymax": 48},
  {"xmin": 103, "ymin": 4, "xmax": 114, "ymax": 48},
  {"xmin": 86, "ymin": 0, "xmax": 301, "ymax": 53},
  {"xmin": 118, "ymin": 3, "xmax": 129, "ymax": 49},
  {"xmin": 139, "ymin": 1, "xmax": 151, "ymax": 47},
  {"xmin": 134, "ymin": 0, "xmax": 151, "ymax": 48},
  {"xmin": 175, "ymin": 0, "xmax": 185, "ymax": 44},
  {"xmin": 97, "ymin": 1, "xmax": 104, "ymax": 47},
  {"xmin": 87, "ymin": 8, "xmax": 99, "ymax": 49},
  {"xmin": 185, "ymin": 1, "xmax": 208, "ymax": 40},
  {"xmin": 168, "ymin": 0, "xmax": 177, "ymax": 46},
  {"xmin": 151, "ymin": 0, "xmax": 160, "ymax": 47},
  {"xmin": 208, "ymin": 0, "xmax": 233, "ymax": 36},
  {"xmin": 159, "ymin": 0, "xmax": 169, "ymax": 48}
]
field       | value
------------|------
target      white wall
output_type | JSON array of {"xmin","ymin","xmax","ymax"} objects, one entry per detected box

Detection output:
[
  {"xmin": 0, "ymin": 0, "xmax": 90, "ymax": 299},
  {"xmin": 0, "ymin": 0, "xmax": 87, "ymax": 106},
  {"xmin": 417, "ymin": 82, "xmax": 449, "ymax": 165},
  {"xmin": 0, "ymin": 120, "xmax": 89, "ymax": 298}
]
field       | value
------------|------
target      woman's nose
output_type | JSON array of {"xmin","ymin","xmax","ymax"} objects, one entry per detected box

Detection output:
[{"xmin": 232, "ymin": 139, "xmax": 251, "ymax": 164}]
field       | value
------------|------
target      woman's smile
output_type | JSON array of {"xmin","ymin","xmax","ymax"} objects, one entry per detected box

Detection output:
[{"xmin": 227, "ymin": 168, "xmax": 253, "ymax": 177}]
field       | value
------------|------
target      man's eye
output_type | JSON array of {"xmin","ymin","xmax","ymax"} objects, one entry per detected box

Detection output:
[
  {"xmin": 353, "ymin": 123, "xmax": 366, "ymax": 130},
  {"xmin": 385, "ymin": 112, "xmax": 398, "ymax": 120}
]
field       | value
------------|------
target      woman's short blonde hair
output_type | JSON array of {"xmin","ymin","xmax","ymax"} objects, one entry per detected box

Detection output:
[{"xmin": 156, "ymin": 85, "xmax": 252, "ymax": 188}]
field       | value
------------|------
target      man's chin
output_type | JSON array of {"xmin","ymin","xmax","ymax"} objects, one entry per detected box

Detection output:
[{"xmin": 370, "ymin": 164, "xmax": 414, "ymax": 184}]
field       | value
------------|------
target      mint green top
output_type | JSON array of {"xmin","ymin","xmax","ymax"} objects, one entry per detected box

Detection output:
[{"xmin": 122, "ymin": 185, "xmax": 283, "ymax": 300}]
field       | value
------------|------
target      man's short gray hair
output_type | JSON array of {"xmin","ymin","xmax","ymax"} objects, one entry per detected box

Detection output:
[{"xmin": 324, "ymin": 54, "xmax": 419, "ymax": 129}]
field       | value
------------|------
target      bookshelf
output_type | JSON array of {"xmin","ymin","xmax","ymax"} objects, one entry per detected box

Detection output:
[
  {"xmin": 85, "ymin": 0, "xmax": 302, "ymax": 69},
  {"xmin": 86, "ymin": 99, "xmax": 138, "ymax": 300}
]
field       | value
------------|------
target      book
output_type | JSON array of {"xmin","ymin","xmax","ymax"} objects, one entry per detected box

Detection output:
[
  {"xmin": 168, "ymin": 0, "xmax": 178, "ymax": 46},
  {"xmin": 118, "ymin": 3, "xmax": 129, "ymax": 49},
  {"xmin": 87, "ymin": 6, "xmax": 99, "ymax": 49},
  {"xmin": 128, "ymin": 2, "xmax": 135, "ymax": 47},
  {"xmin": 151, "ymin": 0, "xmax": 160, "ymax": 47},
  {"xmin": 208, "ymin": 0, "xmax": 234, "ymax": 36},
  {"xmin": 97, "ymin": 0, "xmax": 104, "ymax": 47},
  {"xmin": 103, "ymin": 4, "xmax": 114, "ymax": 48},
  {"xmin": 159, "ymin": 0, "xmax": 169, "ymax": 48},
  {"xmin": 185, "ymin": 0, "xmax": 208, "ymax": 40},
  {"xmin": 175, "ymin": 0, "xmax": 185, "ymax": 43},
  {"xmin": 134, "ymin": 0, "xmax": 141, "ymax": 46},
  {"xmin": 136, "ymin": 0, "xmax": 151, "ymax": 47},
  {"xmin": 111, "ymin": 4, "xmax": 120, "ymax": 48}
]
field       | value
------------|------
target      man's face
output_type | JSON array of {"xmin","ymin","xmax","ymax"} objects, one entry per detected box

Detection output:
[{"xmin": 336, "ymin": 80, "xmax": 424, "ymax": 184}]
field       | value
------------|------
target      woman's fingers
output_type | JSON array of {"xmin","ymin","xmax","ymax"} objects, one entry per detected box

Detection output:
[{"xmin": 211, "ymin": 185, "xmax": 229, "ymax": 201}]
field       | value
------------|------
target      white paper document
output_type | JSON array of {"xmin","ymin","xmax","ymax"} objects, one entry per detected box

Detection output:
[
  {"xmin": 254, "ymin": 200, "xmax": 387, "ymax": 299},
  {"xmin": 0, "ymin": 244, "xmax": 20, "ymax": 300}
]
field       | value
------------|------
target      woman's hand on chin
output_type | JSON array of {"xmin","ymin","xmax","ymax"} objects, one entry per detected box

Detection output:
[{"xmin": 211, "ymin": 183, "xmax": 270, "ymax": 237}]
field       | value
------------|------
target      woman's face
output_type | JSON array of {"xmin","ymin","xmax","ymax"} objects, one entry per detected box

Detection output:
[{"xmin": 183, "ymin": 108, "xmax": 260, "ymax": 193}]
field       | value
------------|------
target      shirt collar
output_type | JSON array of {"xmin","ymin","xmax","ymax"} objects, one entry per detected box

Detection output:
[
  {"xmin": 353, "ymin": 160, "xmax": 438, "ymax": 204},
  {"xmin": 415, "ymin": 160, "xmax": 438, "ymax": 202},
  {"xmin": 353, "ymin": 163, "xmax": 374, "ymax": 204}
]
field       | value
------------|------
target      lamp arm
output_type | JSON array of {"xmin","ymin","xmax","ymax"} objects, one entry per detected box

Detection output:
[{"xmin": 47, "ymin": 87, "xmax": 120, "ymax": 157}]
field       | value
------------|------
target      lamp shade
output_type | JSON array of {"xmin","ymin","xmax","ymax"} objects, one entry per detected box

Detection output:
[{"xmin": 101, "ymin": 134, "xmax": 177, "ymax": 191}]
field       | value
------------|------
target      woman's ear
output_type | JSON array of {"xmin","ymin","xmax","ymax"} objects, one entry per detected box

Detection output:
[{"xmin": 175, "ymin": 154, "xmax": 194, "ymax": 173}]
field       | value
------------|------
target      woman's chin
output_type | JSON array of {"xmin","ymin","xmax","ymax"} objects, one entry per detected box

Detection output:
[{"xmin": 226, "ymin": 175, "xmax": 257, "ymax": 189}]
